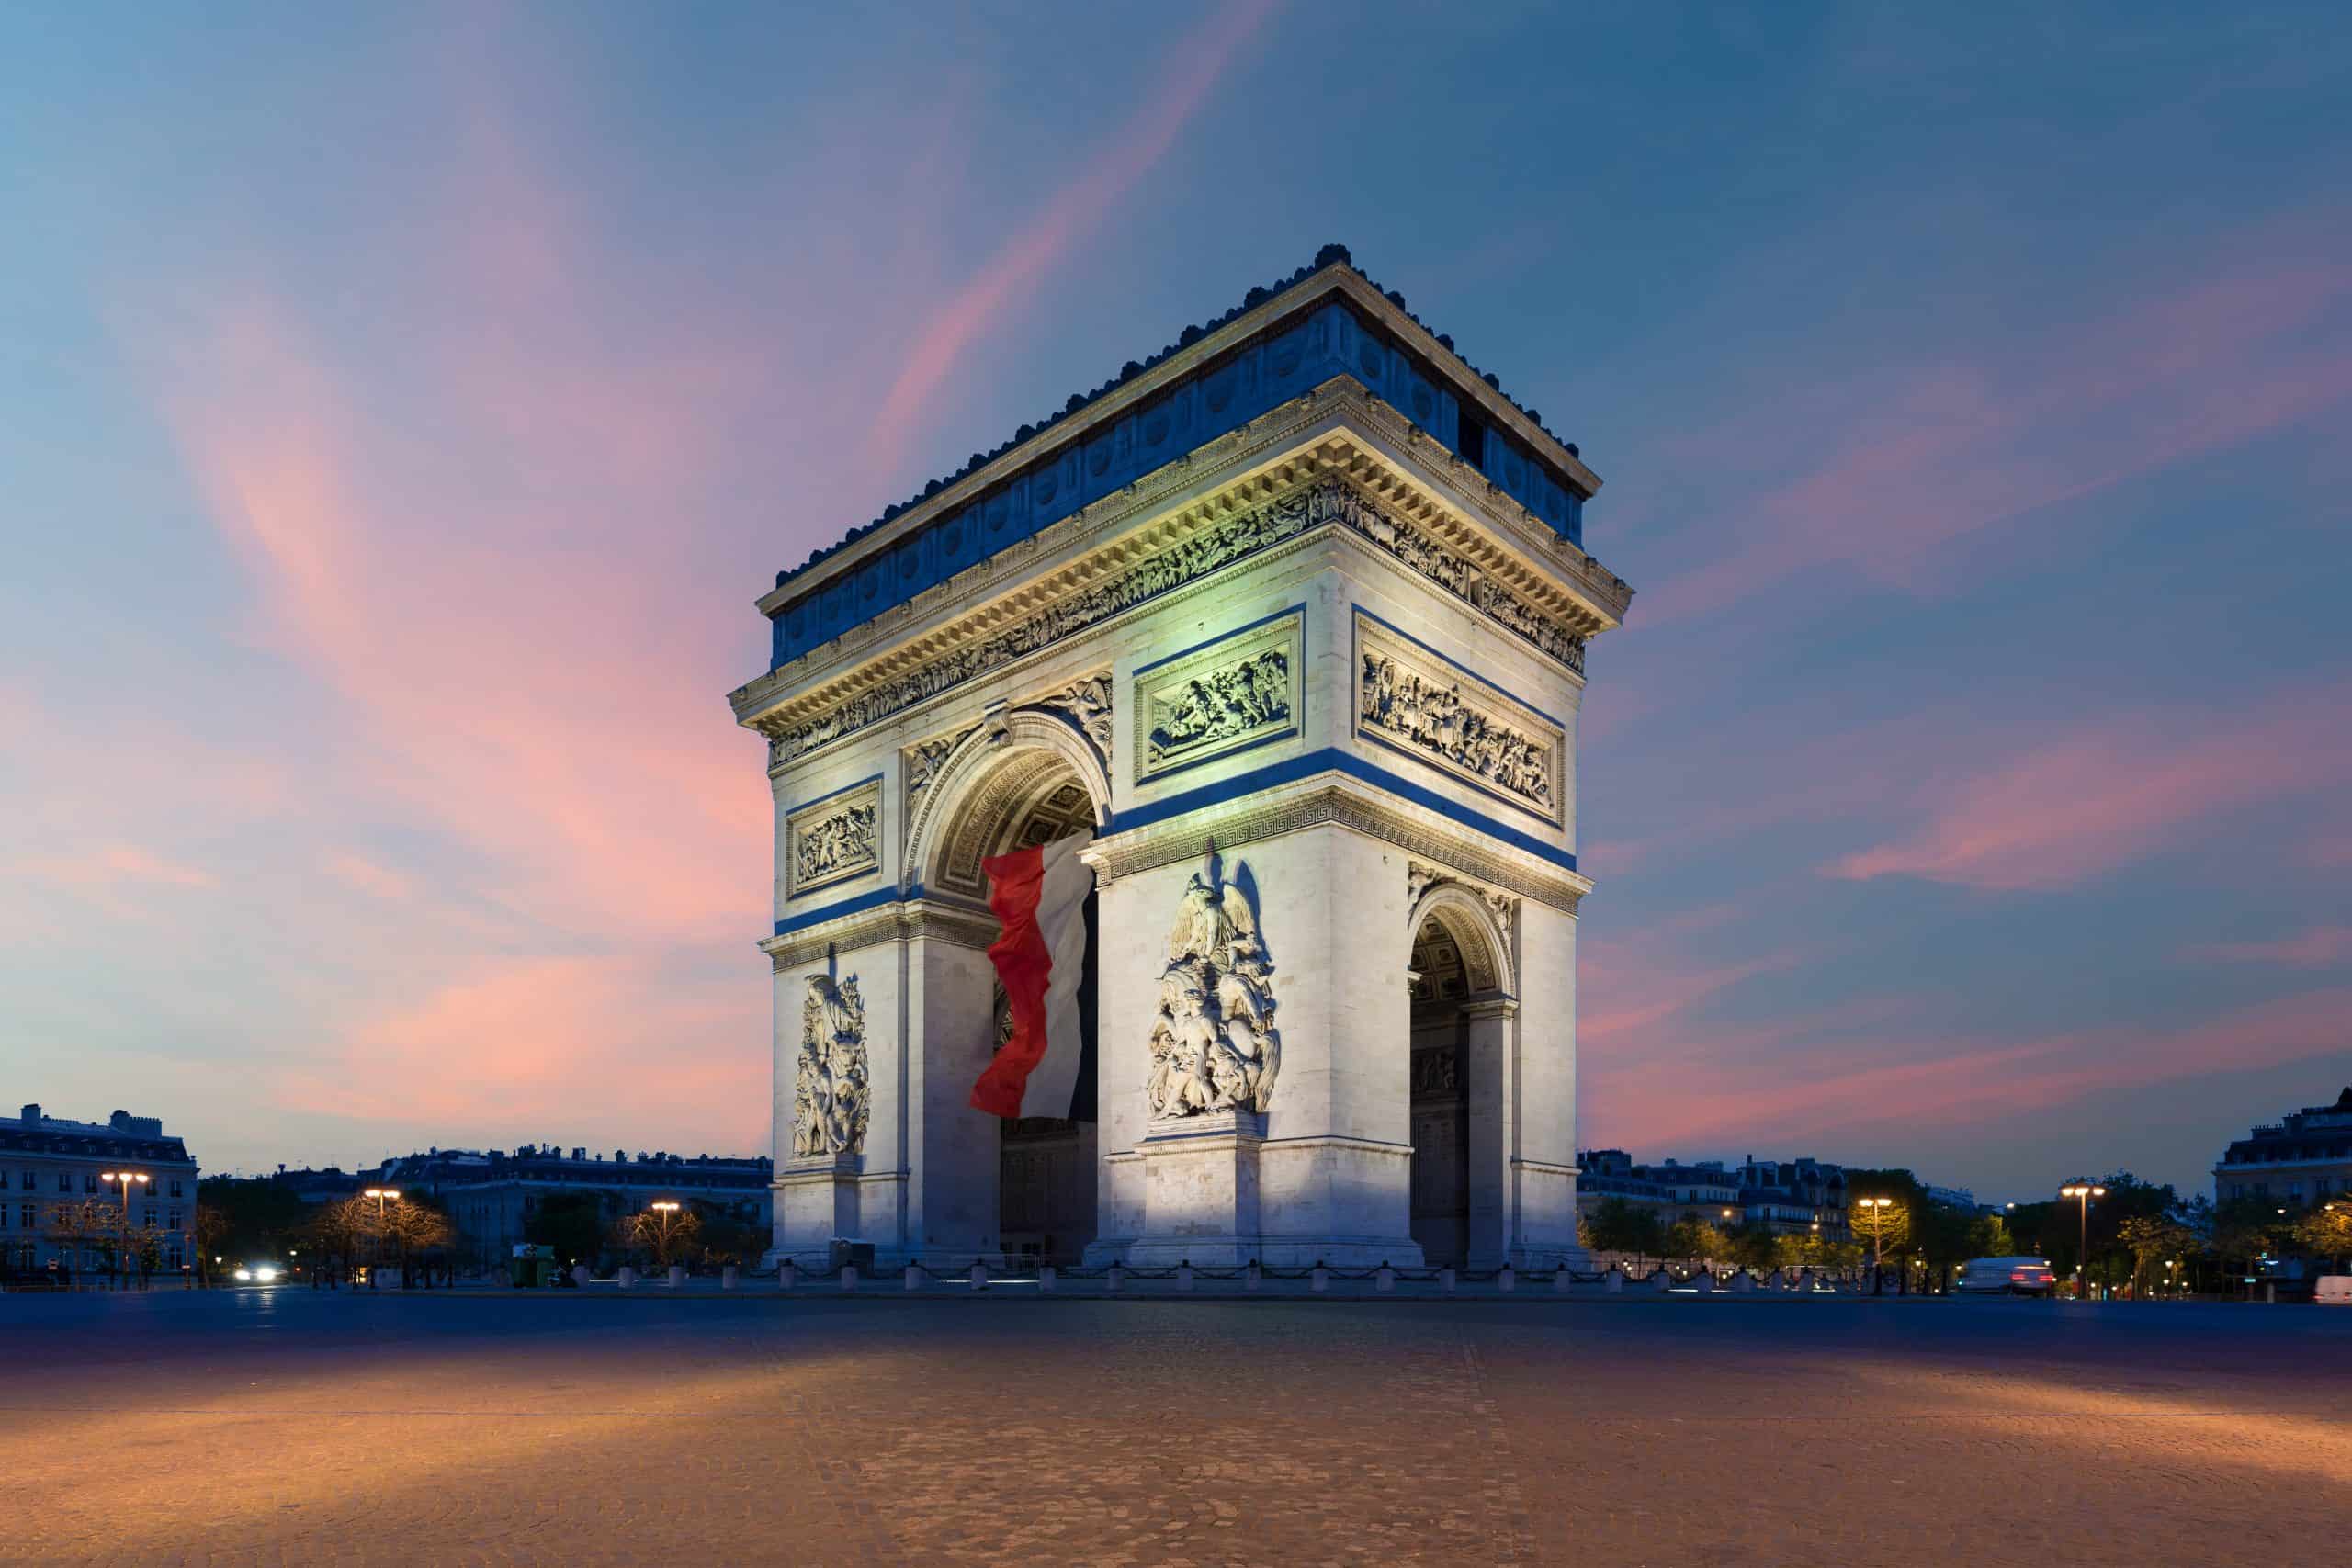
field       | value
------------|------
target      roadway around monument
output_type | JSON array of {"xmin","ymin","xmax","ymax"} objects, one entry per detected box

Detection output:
[{"xmin": 3, "ymin": 1290, "xmax": 2345, "ymax": 1565}]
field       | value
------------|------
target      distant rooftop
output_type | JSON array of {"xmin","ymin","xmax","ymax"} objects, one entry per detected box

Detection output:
[
  {"xmin": 756, "ymin": 245, "xmax": 1607, "ymax": 671},
  {"xmin": 2, "ymin": 1103, "xmax": 196, "ymax": 1164}
]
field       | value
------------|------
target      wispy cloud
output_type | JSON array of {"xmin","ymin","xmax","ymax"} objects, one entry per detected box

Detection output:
[
  {"xmin": 1824, "ymin": 685, "xmax": 2352, "ymax": 891},
  {"xmin": 1644, "ymin": 231, "xmax": 2352, "ymax": 625},
  {"xmin": 2188, "ymin": 925, "xmax": 2352, "ymax": 969},
  {"xmin": 864, "ymin": 0, "xmax": 1280, "ymax": 471}
]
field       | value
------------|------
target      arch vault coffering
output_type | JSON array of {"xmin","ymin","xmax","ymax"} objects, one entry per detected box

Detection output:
[{"xmin": 903, "ymin": 711, "xmax": 1111, "ymax": 899}]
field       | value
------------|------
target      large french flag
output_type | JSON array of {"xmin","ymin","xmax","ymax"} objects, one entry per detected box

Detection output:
[{"xmin": 971, "ymin": 829, "xmax": 1095, "ymax": 1119}]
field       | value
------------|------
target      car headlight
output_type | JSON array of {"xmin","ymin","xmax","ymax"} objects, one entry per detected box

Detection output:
[
  {"xmin": 254, "ymin": 1266, "xmax": 279, "ymax": 1281},
  {"xmin": 234, "ymin": 1268, "xmax": 253, "ymax": 1280}
]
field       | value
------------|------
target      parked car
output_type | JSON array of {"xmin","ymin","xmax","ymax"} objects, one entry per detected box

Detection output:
[{"xmin": 1956, "ymin": 1257, "xmax": 2057, "ymax": 1295}]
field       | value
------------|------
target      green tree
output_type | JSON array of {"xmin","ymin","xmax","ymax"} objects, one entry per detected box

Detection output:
[
  {"xmin": 2293, "ymin": 1203, "xmax": 2352, "ymax": 1270},
  {"xmin": 44, "ymin": 1199, "xmax": 116, "ymax": 1289},
  {"xmin": 524, "ymin": 1190, "xmax": 612, "ymax": 1269},
  {"xmin": 1580, "ymin": 1198, "xmax": 1664, "ymax": 1256},
  {"xmin": 613, "ymin": 1204, "xmax": 703, "ymax": 1269},
  {"xmin": 198, "ymin": 1177, "xmax": 313, "ymax": 1268},
  {"xmin": 1662, "ymin": 1217, "xmax": 1731, "ymax": 1263},
  {"xmin": 2115, "ymin": 1216, "xmax": 2197, "ymax": 1296}
]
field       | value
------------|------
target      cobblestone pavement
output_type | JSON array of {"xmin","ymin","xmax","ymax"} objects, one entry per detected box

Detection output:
[{"xmin": 1, "ymin": 1291, "xmax": 2346, "ymax": 1566}]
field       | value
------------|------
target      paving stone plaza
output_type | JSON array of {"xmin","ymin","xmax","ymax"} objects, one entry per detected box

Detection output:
[{"xmin": 4, "ymin": 1289, "xmax": 2346, "ymax": 1565}]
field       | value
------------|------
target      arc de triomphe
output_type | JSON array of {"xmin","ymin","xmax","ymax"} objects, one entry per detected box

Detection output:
[{"xmin": 729, "ymin": 247, "xmax": 1633, "ymax": 1269}]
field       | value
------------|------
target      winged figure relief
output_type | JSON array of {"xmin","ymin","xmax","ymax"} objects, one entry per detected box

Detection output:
[{"xmin": 1144, "ymin": 856, "xmax": 1281, "ymax": 1120}]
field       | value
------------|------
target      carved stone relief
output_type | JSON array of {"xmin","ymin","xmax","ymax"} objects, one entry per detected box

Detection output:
[
  {"xmin": 1411, "ymin": 1045, "xmax": 1461, "ymax": 1097},
  {"xmin": 1135, "ymin": 610, "xmax": 1303, "ymax": 782},
  {"xmin": 1355, "ymin": 613, "xmax": 1564, "ymax": 823},
  {"xmin": 785, "ymin": 779, "xmax": 881, "ymax": 898},
  {"xmin": 755, "ymin": 479, "xmax": 1586, "ymax": 766},
  {"xmin": 791, "ymin": 972, "xmax": 869, "ymax": 1157},
  {"xmin": 1145, "ymin": 855, "xmax": 1281, "ymax": 1119},
  {"xmin": 1037, "ymin": 672, "xmax": 1114, "ymax": 765}
]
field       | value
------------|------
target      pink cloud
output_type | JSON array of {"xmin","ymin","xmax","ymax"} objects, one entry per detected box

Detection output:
[
  {"xmin": 1589, "ymin": 986, "xmax": 2352, "ymax": 1156},
  {"xmin": 1824, "ymin": 685, "xmax": 2352, "ymax": 891},
  {"xmin": 2189, "ymin": 925, "xmax": 2352, "ymax": 969},
  {"xmin": 1645, "ymin": 231, "xmax": 2352, "ymax": 626},
  {"xmin": 326, "ymin": 854, "xmax": 414, "ymax": 901},
  {"xmin": 22, "ymin": 842, "xmax": 217, "ymax": 892},
  {"xmin": 865, "ymin": 0, "xmax": 1280, "ymax": 470},
  {"xmin": 272, "ymin": 956, "xmax": 766, "ymax": 1140}
]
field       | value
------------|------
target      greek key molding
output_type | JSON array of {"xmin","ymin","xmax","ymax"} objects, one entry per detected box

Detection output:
[
  {"xmin": 1135, "ymin": 609, "xmax": 1303, "ymax": 783},
  {"xmin": 784, "ymin": 778, "xmax": 881, "ymax": 899},
  {"xmin": 1088, "ymin": 778, "xmax": 1587, "ymax": 917}
]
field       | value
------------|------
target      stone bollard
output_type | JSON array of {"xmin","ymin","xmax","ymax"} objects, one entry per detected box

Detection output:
[
  {"xmin": 969, "ymin": 1260, "xmax": 988, "ymax": 1292},
  {"xmin": 1603, "ymin": 1268, "xmax": 1623, "ymax": 1294},
  {"xmin": 1649, "ymin": 1268, "xmax": 1671, "ymax": 1292},
  {"xmin": 1246, "ymin": 1260, "xmax": 1261, "ymax": 1292},
  {"xmin": 906, "ymin": 1262, "xmax": 925, "ymax": 1292},
  {"xmin": 778, "ymin": 1259, "xmax": 796, "ymax": 1291},
  {"xmin": 1557, "ymin": 1265, "xmax": 1577, "ymax": 1295},
  {"xmin": 1498, "ymin": 1264, "xmax": 1516, "ymax": 1294},
  {"xmin": 1177, "ymin": 1261, "xmax": 1193, "ymax": 1292},
  {"xmin": 1730, "ymin": 1270, "xmax": 1754, "ymax": 1293},
  {"xmin": 1376, "ymin": 1264, "xmax": 1396, "ymax": 1293},
  {"xmin": 1439, "ymin": 1267, "xmax": 1456, "ymax": 1296},
  {"xmin": 1311, "ymin": 1262, "xmax": 1329, "ymax": 1293},
  {"xmin": 617, "ymin": 1267, "xmax": 637, "ymax": 1290},
  {"xmin": 1692, "ymin": 1270, "xmax": 1715, "ymax": 1295},
  {"xmin": 1106, "ymin": 1263, "xmax": 1122, "ymax": 1292},
  {"xmin": 841, "ymin": 1264, "xmax": 858, "ymax": 1292},
  {"xmin": 722, "ymin": 1265, "xmax": 738, "ymax": 1291},
  {"xmin": 572, "ymin": 1265, "xmax": 591, "ymax": 1290},
  {"xmin": 668, "ymin": 1265, "xmax": 684, "ymax": 1289},
  {"xmin": 1039, "ymin": 1265, "xmax": 1057, "ymax": 1293}
]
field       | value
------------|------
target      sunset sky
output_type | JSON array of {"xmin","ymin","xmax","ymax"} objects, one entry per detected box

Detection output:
[{"xmin": 4, "ymin": 3, "xmax": 2346, "ymax": 1197}]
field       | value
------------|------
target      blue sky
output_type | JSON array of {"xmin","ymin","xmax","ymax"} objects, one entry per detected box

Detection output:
[{"xmin": 2, "ymin": 2, "xmax": 2346, "ymax": 1195}]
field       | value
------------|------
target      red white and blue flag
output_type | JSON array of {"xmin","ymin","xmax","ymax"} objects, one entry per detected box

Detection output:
[{"xmin": 971, "ymin": 829, "xmax": 1095, "ymax": 1119}]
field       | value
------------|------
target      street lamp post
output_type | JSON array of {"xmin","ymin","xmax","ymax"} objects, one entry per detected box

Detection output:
[
  {"xmin": 363, "ymin": 1188, "xmax": 401, "ymax": 1288},
  {"xmin": 650, "ymin": 1201, "xmax": 681, "ymax": 1273},
  {"xmin": 1856, "ymin": 1198, "xmax": 1893, "ymax": 1294},
  {"xmin": 2060, "ymin": 1184, "xmax": 2105, "ymax": 1300},
  {"xmin": 99, "ymin": 1170, "xmax": 149, "ymax": 1290}
]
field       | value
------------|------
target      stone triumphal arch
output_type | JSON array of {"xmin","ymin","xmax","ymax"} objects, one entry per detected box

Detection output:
[{"xmin": 730, "ymin": 247, "xmax": 1633, "ymax": 1269}]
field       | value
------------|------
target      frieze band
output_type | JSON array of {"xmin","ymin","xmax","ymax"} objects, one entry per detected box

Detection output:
[{"xmin": 757, "ymin": 479, "xmax": 1587, "ymax": 767}]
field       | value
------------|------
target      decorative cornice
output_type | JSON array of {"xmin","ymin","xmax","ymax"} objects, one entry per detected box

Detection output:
[
  {"xmin": 759, "ymin": 897, "xmax": 997, "ymax": 971},
  {"xmin": 742, "ymin": 459, "xmax": 1614, "ymax": 774},
  {"xmin": 1088, "ymin": 775, "xmax": 1589, "ymax": 917},
  {"xmin": 729, "ymin": 383, "xmax": 1631, "ymax": 732}
]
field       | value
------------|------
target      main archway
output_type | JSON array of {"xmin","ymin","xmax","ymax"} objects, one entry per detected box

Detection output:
[{"xmin": 907, "ymin": 713, "xmax": 1109, "ymax": 1263}]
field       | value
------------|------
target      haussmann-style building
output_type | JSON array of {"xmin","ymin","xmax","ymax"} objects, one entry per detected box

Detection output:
[
  {"xmin": 2, "ymin": 1104, "xmax": 200, "ymax": 1281},
  {"xmin": 729, "ymin": 247, "xmax": 1633, "ymax": 1270}
]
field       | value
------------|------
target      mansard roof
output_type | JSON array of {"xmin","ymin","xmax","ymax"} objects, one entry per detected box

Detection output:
[{"xmin": 755, "ymin": 246, "xmax": 1609, "ymax": 673}]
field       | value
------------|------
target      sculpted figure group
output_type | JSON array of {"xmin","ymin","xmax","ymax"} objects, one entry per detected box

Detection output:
[
  {"xmin": 792, "ymin": 972, "xmax": 870, "ymax": 1157},
  {"xmin": 1360, "ymin": 653, "xmax": 1555, "ymax": 811},
  {"xmin": 795, "ymin": 801, "xmax": 877, "ymax": 886},
  {"xmin": 1145, "ymin": 856, "xmax": 1281, "ymax": 1120},
  {"xmin": 1148, "ymin": 649, "xmax": 1292, "ymax": 767}
]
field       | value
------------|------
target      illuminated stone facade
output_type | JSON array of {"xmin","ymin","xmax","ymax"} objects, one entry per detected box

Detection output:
[{"xmin": 731, "ymin": 252, "xmax": 1632, "ymax": 1268}]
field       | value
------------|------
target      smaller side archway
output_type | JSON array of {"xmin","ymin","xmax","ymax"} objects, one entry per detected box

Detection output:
[{"xmin": 1403, "ymin": 883, "xmax": 1516, "ymax": 1268}]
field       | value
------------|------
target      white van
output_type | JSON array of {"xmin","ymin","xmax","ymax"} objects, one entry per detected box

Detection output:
[{"xmin": 1956, "ymin": 1257, "xmax": 2057, "ymax": 1295}]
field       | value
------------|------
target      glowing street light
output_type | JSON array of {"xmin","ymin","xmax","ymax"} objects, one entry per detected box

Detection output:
[
  {"xmin": 1855, "ymin": 1196, "xmax": 1895, "ymax": 1291},
  {"xmin": 99, "ymin": 1170, "xmax": 149, "ymax": 1289},
  {"xmin": 2061, "ymin": 1184, "xmax": 2105, "ymax": 1300}
]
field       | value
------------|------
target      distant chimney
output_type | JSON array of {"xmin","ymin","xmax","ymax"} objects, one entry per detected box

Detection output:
[{"xmin": 19, "ymin": 1103, "xmax": 39, "ymax": 1125}]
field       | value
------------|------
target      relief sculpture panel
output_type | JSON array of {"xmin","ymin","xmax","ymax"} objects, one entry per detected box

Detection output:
[
  {"xmin": 791, "ymin": 971, "xmax": 868, "ymax": 1157},
  {"xmin": 785, "ymin": 777, "xmax": 881, "ymax": 898},
  {"xmin": 1354, "ymin": 611, "xmax": 1563, "ymax": 824},
  {"xmin": 1133, "ymin": 608, "xmax": 1303, "ymax": 784},
  {"xmin": 1144, "ymin": 854, "xmax": 1281, "ymax": 1119}
]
